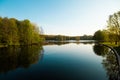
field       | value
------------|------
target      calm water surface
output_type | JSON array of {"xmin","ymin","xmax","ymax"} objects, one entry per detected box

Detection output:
[{"xmin": 0, "ymin": 42, "xmax": 118, "ymax": 80}]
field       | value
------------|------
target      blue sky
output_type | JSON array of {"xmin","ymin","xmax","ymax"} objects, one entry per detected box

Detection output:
[{"xmin": 0, "ymin": 0, "xmax": 120, "ymax": 36}]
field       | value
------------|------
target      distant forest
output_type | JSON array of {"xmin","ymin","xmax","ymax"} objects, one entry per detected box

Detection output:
[{"xmin": 43, "ymin": 35, "xmax": 93, "ymax": 41}]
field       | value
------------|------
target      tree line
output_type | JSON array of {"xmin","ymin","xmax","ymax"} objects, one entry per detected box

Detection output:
[
  {"xmin": 0, "ymin": 17, "xmax": 43, "ymax": 45},
  {"xmin": 93, "ymin": 11, "xmax": 120, "ymax": 44},
  {"xmin": 43, "ymin": 35, "xmax": 93, "ymax": 41}
]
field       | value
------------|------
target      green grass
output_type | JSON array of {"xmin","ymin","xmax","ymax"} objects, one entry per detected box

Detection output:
[{"xmin": 100, "ymin": 42, "xmax": 120, "ymax": 47}]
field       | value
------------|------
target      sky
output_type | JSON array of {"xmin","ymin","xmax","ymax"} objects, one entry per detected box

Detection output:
[{"xmin": 0, "ymin": 0, "xmax": 120, "ymax": 36}]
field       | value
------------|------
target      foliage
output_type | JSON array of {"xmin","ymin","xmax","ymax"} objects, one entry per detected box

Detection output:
[
  {"xmin": 80, "ymin": 35, "xmax": 93, "ymax": 40},
  {"xmin": 93, "ymin": 11, "xmax": 120, "ymax": 44},
  {"xmin": 93, "ymin": 30, "xmax": 109, "ymax": 41},
  {"xmin": 44, "ymin": 35, "xmax": 93, "ymax": 41},
  {"xmin": 107, "ymin": 12, "xmax": 120, "ymax": 44},
  {"xmin": 0, "ymin": 17, "xmax": 43, "ymax": 45}
]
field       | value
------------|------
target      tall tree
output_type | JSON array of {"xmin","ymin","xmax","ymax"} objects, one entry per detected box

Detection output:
[
  {"xmin": 1, "ymin": 17, "xmax": 10, "ymax": 44},
  {"xmin": 107, "ymin": 11, "xmax": 120, "ymax": 44},
  {"xmin": 0, "ymin": 17, "xmax": 2, "ymax": 43},
  {"xmin": 8, "ymin": 18, "xmax": 19, "ymax": 45}
]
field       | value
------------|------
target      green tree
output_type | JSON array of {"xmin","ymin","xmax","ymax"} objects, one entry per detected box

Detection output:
[
  {"xmin": 0, "ymin": 17, "xmax": 2, "ymax": 43},
  {"xmin": 32, "ymin": 24, "xmax": 41, "ymax": 43},
  {"xmin": 0, "ymin": 17, "xmax": 43, "ymax": 45},
  {"xmin": 0, "ymin": 17, "xmax": 9, "ymax": 43},
  {"xmin": 93, "ymin": 30, "xmax": 108, "ymax": 41},
  {"xmin": 0, "ymin": 18, "xmax": 19, "ymax": 45},
  {"xmin": 107, "ymin": 11, "xmax": 120, "ymax": 44},
  {"xmin": 8, "ymin": 18, "xmax": 19, "ymax": 45},
  {"xmin": 21, "ymin": 20, "xmax": 32, "ymax": 44}
]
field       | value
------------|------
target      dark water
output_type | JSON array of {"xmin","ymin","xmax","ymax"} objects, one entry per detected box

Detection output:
[{"xmin": 0, "ymin": 42, "xmax": 119, "ymax": 80}]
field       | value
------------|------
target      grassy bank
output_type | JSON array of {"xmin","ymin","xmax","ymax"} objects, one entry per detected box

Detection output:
[{"xmin": 100, "ymin": 42, "xmax": 120, "ymax": 47}]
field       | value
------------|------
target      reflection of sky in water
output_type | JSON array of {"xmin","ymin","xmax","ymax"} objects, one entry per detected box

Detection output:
[
  {"xmin": 41, "ymin": 43, "xmax": 107, "ymax": 80},
  {"xmin": 43, "ymin": 43, "xmax": 103, "ymax": 62},
  {"xmin": 0, "ymin": 43, "xmax": 108, "ymax": 80}
]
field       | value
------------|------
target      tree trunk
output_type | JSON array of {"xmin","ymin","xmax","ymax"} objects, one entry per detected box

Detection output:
[{"xmin": 115, "ymin": 41, "xmax": 117, "ymax": 45}]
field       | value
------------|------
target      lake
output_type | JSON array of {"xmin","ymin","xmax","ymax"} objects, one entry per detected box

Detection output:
[{"xmin": 0, "ymin": 41, "xmax": 119, "ymax": 80}]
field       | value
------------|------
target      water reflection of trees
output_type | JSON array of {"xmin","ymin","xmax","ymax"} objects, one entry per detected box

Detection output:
[
  {"xmin": 93, "ymin": 44, "xmax": 120, "ymax": 80},
  {"xmin": 102, "ymin": 51, "xmax": 119, "ymax": 80},
  {"xmin": 0, "ymin": 45, "xmax": 43, "ymax": 73},
  {"xmin": 44, "ymin": 42, "xmax": 70, "ymax": 46},
  {"xmin": 44, "ymin": 41, "xmax": 94, "ymax": 46},
  {"xmin": 114, "ymin": 46, "xmax": 120, "ymax": 55},
  {"xmin": 93, "ymin": 44, "xmax": 109, "ymax": 56}
]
